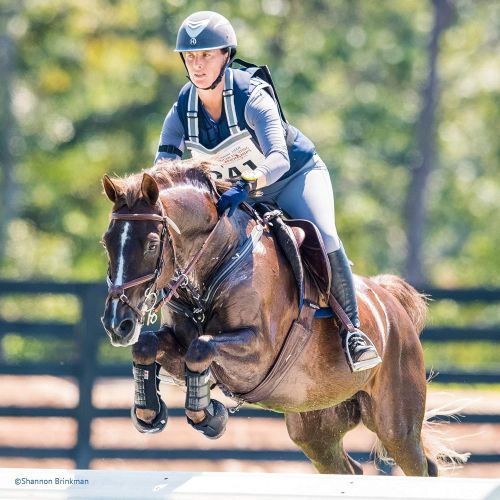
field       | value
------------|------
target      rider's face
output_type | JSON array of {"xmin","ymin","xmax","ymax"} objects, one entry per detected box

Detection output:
[{"xmin": 183, "ymin": 49, "xmax": 228, "ymax": 89}]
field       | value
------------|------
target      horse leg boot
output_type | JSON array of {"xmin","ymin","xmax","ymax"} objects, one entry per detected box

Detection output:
[
  {"xmin": 183, "ymin": 331, "xmax": 263, "ymax": 440},
  {"xmin": 184, "ymin": 336, "xmax": 228, "ymax": 439},
  {"xmin": 130, "ymin": 330, "xmax": 168, "ymax": 433},
  {"xmin": 328, "ymin": 243, "xmax": 382, "ymax": 372},
  {"xmin": 184, "ymin": 367, "xmax": 228, "ymax": 439}
]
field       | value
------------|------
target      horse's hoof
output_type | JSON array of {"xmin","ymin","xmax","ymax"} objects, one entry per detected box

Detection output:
[
  {"xmin": 187, "ymin": 399, "xmax": 228, "ymax": 439},
  {"xmin": 131, "ymin": 398, "xmax": 168, "ymax": 434}
]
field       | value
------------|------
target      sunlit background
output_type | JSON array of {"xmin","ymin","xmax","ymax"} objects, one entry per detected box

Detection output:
[{"xmin": 0, "ymin": 0, "xmax": 499, "ymax": 478}]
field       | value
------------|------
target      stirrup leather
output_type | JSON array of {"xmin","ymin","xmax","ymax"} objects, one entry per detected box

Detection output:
[{"xmin": 344, "ymin": 329, "xmax": 382, "ymax": 372}]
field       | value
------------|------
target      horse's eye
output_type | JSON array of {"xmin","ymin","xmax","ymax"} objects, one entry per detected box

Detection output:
[{"xmin": 147, "ymin": 241, "xmax": 159, "ymax": 252}]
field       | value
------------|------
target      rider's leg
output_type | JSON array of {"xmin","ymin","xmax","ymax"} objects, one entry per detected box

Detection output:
[
  {"xmin": 328, "ymin": 243, "xmax": 381, "ymax": 371},
  {"xmin": 271, "ymin": 156, "xmax": 381, "ymax": 371}
]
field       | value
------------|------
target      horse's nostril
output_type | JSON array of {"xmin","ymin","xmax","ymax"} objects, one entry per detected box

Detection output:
[{"xmin": 119, "ymin": 319, "xmax": 134, "ymax": 336}]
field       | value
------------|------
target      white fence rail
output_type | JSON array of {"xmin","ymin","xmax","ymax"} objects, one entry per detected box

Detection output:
[{"xmin": 0, "ymin": 469, "xmax": 499, "ymax": 500}]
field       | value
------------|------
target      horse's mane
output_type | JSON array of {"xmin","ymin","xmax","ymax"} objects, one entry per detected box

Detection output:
[
  {"xmin": 152, "ymin": 159, "xmax": 231, "ymax": 192},
  {"xmin": 106, "ymin": 159, "xmax": 231, "ymax": 209}
]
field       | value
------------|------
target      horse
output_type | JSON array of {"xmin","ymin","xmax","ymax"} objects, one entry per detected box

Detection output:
[{"xmin": 100, "ymin": 159, "xmax": 465, "ymax": 476}]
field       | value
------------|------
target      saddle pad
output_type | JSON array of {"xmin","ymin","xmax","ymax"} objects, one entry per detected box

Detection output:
[{"xmin": 314, "ymin": 307, "xmax": 334, "ymax": 319}]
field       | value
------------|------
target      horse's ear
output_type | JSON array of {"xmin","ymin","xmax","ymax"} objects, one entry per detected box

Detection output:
[
  {"xmin": 141, "ymin": 173, "xmax": 159, "ymax": 205},
  {"xmin": 102, "ymin": 175, "xmax": 123, "ymax": 203}
]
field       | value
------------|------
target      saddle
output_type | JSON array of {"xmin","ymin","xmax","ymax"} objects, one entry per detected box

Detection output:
[{"xmin": 253, "ymin": 203, "xmax": 331, "ymax": 307}]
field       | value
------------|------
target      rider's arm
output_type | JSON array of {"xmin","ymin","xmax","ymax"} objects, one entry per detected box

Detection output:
[
  {"xmin": 245, "ymin": 88, "xmax": 290, "ymax": 189},
  {"xmin": 155, "ymin": 103, "xmax": 185, "ymax": 163}
]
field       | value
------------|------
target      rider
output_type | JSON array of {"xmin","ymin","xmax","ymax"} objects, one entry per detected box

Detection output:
[{"xmin": 155, "ymin": 11, "xmax": 381, "ymax": 372}]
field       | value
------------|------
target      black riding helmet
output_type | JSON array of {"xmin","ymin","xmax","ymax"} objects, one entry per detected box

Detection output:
[{"xmin": 175, "ymin": 11, "xmax": 237, "ymax": 90}]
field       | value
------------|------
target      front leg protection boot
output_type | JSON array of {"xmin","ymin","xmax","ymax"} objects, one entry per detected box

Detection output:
[
  {"xmin": 131, "ymin": 361, "xmax": 168, "ymax": 433},
  {"xmin": 185, "ymin": 367, "xmax": 211, "ymax": 411},
  {"xmin": 187, "ymin": 399, "xmax": 228, "ymax": 439},
  {"xmin": 131, "ymin": 397, "xmax": 168, "ymax": 434}
]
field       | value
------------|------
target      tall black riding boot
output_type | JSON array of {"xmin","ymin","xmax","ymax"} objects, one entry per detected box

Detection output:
[{"xmin": 328, "ymin": 244, "xmax": 382, "ymax": 372}]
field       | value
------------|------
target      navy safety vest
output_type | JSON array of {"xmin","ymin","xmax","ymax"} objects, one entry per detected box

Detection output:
[{"xmin": 175, "ymin": 67, "xmax": 316, "ymax": 183}]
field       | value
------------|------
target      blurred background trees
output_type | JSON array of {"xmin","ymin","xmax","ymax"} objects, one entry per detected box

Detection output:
[{"xmin": 0, "ymin": 0, "xmax": 499, "ymax": 287}]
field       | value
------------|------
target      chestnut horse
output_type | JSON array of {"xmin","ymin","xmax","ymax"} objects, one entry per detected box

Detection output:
[{"xmin": 101, "ymin": 159, "xmax": 461, "ymax": 476}]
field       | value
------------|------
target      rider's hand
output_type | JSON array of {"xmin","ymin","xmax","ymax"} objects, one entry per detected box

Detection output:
[{"xmin": 216, "ymin": 180, "xmax": 250, "ymax": 217}]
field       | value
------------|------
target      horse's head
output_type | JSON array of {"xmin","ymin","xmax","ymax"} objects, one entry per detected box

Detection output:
[
  {"xmin": 101, "ymin": 171, "xmax": 174, "ymax": 346},
  {"xmin": 100, "ymin": 160, "xmax": 236, "ymax": 347}
]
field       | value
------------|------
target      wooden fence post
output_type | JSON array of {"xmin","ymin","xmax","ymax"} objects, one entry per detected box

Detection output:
[{"xmin": 74, "ymin": 284, "xmax": 105, "ymax": 469}]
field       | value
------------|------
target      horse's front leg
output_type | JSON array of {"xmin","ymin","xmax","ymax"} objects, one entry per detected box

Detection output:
[
  {"xmin": 130, "ymin": 329, "xmax": 171, "ymax": 434},
  {"xmin": 184, "ymin": 328, "xmax": 258, "ymax": 439}
]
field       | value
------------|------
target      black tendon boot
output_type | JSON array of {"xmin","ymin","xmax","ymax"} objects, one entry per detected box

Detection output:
[{"xmin": 328, "ymin": 244, "xmax": 382, "ymax": 372}]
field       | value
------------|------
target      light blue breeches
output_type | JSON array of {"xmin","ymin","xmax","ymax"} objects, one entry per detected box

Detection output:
[{"xmin": 251, "ymin": 154, "xmax": 341, "ymax": 254}]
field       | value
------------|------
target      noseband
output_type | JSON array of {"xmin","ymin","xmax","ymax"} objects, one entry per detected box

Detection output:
[{"xmin": 106, "ymin": 207, "xmax": 226, "ymax": 326}]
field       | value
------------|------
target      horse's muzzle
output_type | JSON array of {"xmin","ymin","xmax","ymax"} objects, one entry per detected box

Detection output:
[{"xmin": 101, "ymin": 300, "xmax": 140, "ymax": 346}]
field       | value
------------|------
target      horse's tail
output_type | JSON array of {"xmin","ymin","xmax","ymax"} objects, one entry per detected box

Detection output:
[
  {"xmin": 373, "ymin": 401, "xmax": 471, "ymax": 472},
  {"xmin": 371, "ymin": 274, "xmax": 427, "ymax": 334},
  {"xmin": 420, "ymin": 402, "xmax": 471, "ymax": 470}
]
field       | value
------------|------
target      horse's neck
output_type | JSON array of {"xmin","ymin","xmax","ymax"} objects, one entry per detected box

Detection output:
[{"xmin": 161, "ymin": 191, "xmax": 241, "ymax": 288}]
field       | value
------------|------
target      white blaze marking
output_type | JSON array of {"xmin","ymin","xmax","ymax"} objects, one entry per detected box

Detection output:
[{"xmin": 111, "ymin": 222, "xmax": 130, "ymax": 329}]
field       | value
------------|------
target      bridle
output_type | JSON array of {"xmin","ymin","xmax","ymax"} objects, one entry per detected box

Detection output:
[
  {"xmin": 106, "ymin": 205, "xmax": 226, "ymax": 326},
  {"xmin": 106, "ymin": 211, "xmax": 176, "ymax": 324}
]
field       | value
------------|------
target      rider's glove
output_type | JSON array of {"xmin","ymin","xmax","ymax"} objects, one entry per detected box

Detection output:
[{"xmin": 216, "ymin": 180, "xmax": 251, "ymax": 217}]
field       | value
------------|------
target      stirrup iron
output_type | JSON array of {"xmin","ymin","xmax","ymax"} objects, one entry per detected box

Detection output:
[{"xmin": 344, "ymin": 329, "xmax": 382, "ymax": 372}]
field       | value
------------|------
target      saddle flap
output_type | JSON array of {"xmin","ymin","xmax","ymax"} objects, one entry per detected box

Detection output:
[
  {"xmin": 284, "ymin": 219, "xmax": 331, "ymax": 300},
  {"xmin": 272, "ymin": 220, "xmax": 305, "ymax": 306}
]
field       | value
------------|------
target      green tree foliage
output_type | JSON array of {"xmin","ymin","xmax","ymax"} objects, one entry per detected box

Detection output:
[{"xmin": 0, "ymin": 0, "xmax": 499, "ymax": 286}]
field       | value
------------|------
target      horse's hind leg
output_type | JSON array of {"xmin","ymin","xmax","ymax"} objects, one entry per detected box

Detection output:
[
  {"xmin": 285, "ymin": 399, "xmax": 363, "ymax": 475},
  {"xmin": 357, "ymin": 363, "xmax": 433, "ymax": 476}
]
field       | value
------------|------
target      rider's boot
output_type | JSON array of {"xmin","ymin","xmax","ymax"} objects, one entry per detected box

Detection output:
[{"xmin": 328, "ymin": 243, "xmax": 382, "ymax": 372}]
